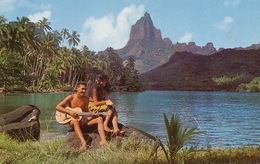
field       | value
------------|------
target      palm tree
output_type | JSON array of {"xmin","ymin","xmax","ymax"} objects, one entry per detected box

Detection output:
[
  {"xmin": 67, "ymin": 31, "xmax": 80, "ymax": 47},
  {"xmin": 0, "ymin": 16, "xmax": 7, "ymax": 39},
  {"xmin": 1, "ymin": 17, "xmax": 37, "ymax": 56},
  {"xmin": 0, "ymin": 15, "xmax": 7, "ymax": 24},
  {"xmin": 57, "ymin": 47, "xmax": 70, "ymax": 85},
  {"xmin": 36, "ymin": 17, "xmax": 52, "ymax": 33},
  {"xmin": 60, "ymin": 28, "xmax": 69, "ymax": 46},
  {"xmin": 0, "ymin": 16, "xmax": 38, "ymax": 91},
  {"xmin": 105, "ymin": 47, "xmax": 124, "ymax": 85},
  {"xmin": 69, "ymin": 47, "xmax": 81, "ymax": 86},
  {"xmin": 52, "ymin": 30, "xmax": 62, "ymax": 47},
  {"xmin": 81, "ymin": 46, "xmax": 99, "ymax": 83},
  {"xmin": 32, "ymin": 31, "xmax": 59, "ymax": 90}
]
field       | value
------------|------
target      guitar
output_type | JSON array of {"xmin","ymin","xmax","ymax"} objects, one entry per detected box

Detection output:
[{"xmin": 55, "ymin": 107, "xmax": 109, "ymax": 125}]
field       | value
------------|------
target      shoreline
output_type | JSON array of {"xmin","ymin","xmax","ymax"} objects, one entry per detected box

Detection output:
[{"xmin": 0, "ymin": 89, "xmax": 256, "ymax": 95}]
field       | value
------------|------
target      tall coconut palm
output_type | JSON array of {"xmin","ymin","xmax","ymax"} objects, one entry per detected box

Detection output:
[
  {"xmin": 1, "ymin": 17, "xmax": 36, "ymax": 55},
  {"xmin": 36, "ymin": 31, "xmax": 60, "ymax": 89},
  {"xmin": 81, "ymin": 45, "xmax": 96, "ymax": 69},
  {"xmin": 105, "ymin": 47, "xmax": 124, "ymax": 84},
  {"xmin": 52, "ymin": 30, "xmax": 62, "ymax": 47},
  {"xmin": 60, "ymin": 28, "xmax": 69, "ymax": 46},
  {"xmin": 67, "ymin": 31, "xmax": 80, "ymax": 47},
  {"xmin": 0, "ymin": 16, "xmax": 7, "ymax": 40},
  {"xmin": 57, "ymin": 47, "xmax": 71, "ymax": 85},
  {"xmin": 0, "ymin": 17, "xmax": 37, "ymax": 91},
  {"xmin": 0, "ymin": 15, "xmax": 7, "ymax": 24},
  {"xmin": 69, "ymin": 47, "xmax": 81, "ymax": 86},
  {"xmin": 36, "ymin": 17, "xmax": 52, "ymax": 34},
  {"xmin": 80, "ymin": 46, "xmax": 99, "ymax": 83}
]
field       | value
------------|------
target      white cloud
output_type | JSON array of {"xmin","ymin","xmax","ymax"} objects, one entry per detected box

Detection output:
[
  {"xmin": 17, "ymin": 0, "xmax": 51, "ymax": 10},
  {"xmin": 224, "ymin": 0, "xmax": 240, "ymax": 7},
  {"xmin": 0, "ymin": 0, "xmax": 16, "ymax": 13},
  {"xmin": 214, "ymin": 16, "xmax": 234, "ymax": 31},
  {"xmin": 0, "ymin": 0, "xmax": 51, "ymax": 14},
  {"xmin": 28, "ymin": 11, "xmax": 51, "ymax": 23},
  {"xmin": 178, "ymin": 32, "xmax": 193, "ymax": 43},
  {"xmin": 80, "ymin": 4, "xmax": 145, "ymax": 52}
]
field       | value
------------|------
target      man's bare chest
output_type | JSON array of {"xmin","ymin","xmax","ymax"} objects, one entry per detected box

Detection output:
[{"xmin": 70, "ymin": 98, "xmax": 86, "ymax": 109}]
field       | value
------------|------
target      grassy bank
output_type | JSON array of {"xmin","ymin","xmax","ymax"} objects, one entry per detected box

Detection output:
[{"xmin": 0, "ymin": 133, "xmax": 259, "ymax": 164}]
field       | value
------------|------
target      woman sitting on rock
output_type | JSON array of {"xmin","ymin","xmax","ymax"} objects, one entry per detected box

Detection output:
[{"xmin": 87, "ymin": 73, "xmax": 125, "ymax": 135}]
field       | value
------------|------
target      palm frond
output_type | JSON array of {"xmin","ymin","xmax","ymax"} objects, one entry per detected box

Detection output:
[{"xmin": 130, "ymin": 126, "xmax": 157, "ymax": 141}]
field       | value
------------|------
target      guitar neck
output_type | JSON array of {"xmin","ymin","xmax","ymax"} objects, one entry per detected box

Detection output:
[{"xmin": 77, "ymin": 112, "xmax": 107, "ymax": 116}]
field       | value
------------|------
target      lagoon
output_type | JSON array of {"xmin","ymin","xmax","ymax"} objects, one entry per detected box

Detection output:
[{"xmin": 0, "ymin": 91, "xmax": 259, "ymax": 148}]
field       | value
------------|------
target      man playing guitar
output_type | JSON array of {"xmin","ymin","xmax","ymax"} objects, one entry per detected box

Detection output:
[{"xmin": 56, "ymin": 81, "xmax": 107, "ymax": 150}]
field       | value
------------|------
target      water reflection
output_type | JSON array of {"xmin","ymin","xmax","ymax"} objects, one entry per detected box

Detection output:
[{"xmin": 111, "ymin": 91, "xmax": 260, "ymax": 148}]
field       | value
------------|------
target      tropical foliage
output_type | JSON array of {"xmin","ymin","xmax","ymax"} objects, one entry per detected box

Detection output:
[
  {"xmin": 0, "ymin": 16, "xmax": 143, "ymax": 92},
  {"xmin": 212, "ymin": 75, "xmax": 242, "ymax": 86},
  {"xmin": 132, "ymin": 113, "xmax": 202, "ymax": 163}
]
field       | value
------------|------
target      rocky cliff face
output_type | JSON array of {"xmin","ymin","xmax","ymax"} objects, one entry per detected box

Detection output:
[
  {"xmin": 116, "ymin": 12, "xmax": 256, "ymax": 73},
  {"xmin": 117, "ymin": 12, "xmax": 175, "ymax": 73},
  {"xmin": 172, "ymin": 42, "xmax": 217, "ymax": 55},
  {"xmin": 128, "ymin": 12, "xmax": 162, "ymax": 42}
]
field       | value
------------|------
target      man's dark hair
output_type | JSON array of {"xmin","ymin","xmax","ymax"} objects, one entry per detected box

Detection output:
[{"xmin": 76, "ymin": 81, "xmax": 87, "ymax": 88}]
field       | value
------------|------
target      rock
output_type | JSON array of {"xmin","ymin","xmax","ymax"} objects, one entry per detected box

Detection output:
[
  {"xmin": 0, "ymin": 105, "xmax": 41, "ymax": 141},
  {"xmin": 66, "ymin": 123, "xmax": 137, "ymax": 149}
]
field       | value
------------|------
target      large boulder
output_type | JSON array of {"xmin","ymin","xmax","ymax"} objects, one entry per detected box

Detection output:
[{"xmin": 0, "ymin": 105, "xmax": 41, "ymax": 141}]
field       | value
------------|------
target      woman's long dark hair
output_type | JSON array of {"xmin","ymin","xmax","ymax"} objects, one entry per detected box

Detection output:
[
  {"xmin": 96, "ymin": 73, "xmax": 111, "ymax": 93},
  {"xmin": 87, "ymin": 73, "xmax": 111, "ymax": 99}
]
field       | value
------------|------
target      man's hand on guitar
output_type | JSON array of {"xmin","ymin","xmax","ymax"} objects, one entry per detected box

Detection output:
[{"xmin": 69, "ymin": 110, "xmax": 79, "ymax": 119}]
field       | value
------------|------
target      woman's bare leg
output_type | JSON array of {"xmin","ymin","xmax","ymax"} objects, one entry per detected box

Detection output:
[
  {"xmin": 87, "ymin": 116, "xmax": 108, "ymax": 145},
  {"xmin": 103, "ymin": 109, "xmax": 113, "ymax": 132},
  {"xmin": 110, "ymin": 109, "xmax": 125, "ymax": 135}
]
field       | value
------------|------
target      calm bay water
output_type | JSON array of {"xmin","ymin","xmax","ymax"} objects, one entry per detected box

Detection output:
[{"xmin": 0, "ymin": 91, "xmax": 259, "ymax": 148}]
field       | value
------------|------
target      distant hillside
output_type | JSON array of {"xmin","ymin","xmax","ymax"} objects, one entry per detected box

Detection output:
[{"xmin": 139, "ymin": 49, "xmax": 260, "ymax": 91}]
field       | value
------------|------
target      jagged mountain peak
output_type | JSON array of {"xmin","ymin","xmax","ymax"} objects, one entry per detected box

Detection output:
[{"xmin": 128, "ymin": 12, "xmax": 162, "ymax": 43}]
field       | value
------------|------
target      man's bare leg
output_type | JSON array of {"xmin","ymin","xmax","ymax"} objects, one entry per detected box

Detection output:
[{"xmin": 70, "ymin": 119, "xmax": 86, "ymax": 150}]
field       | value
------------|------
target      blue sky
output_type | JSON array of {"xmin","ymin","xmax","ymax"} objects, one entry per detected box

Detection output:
[{"xmin": 1, "ymin": 0, "xmax": 259, "ymax": 52}]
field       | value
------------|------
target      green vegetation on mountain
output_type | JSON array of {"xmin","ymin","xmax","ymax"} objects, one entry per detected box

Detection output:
[
  {"xmin": 236, "ymin": 77, "xmax": 260, "ymax": 92},
  {"xmin": 0, "ymin": 16, "xmax": 143, "ymax": 93},
  {"xmin": 140, "ymin": 49, "xmax": 260, "ymax": 92}
]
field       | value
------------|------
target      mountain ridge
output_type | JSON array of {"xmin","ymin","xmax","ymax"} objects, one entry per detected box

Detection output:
[
  {"xmin": 116, "ymin": 12, "xmax": 260, "ymax": 73},
  {"xmin": 139, "ymin": 49, "xmax": 260, "ymax": 91}
]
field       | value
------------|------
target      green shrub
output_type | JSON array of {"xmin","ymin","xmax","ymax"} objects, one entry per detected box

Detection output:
[
  {"xmin": 236, "ymin": 76, "xmax": 260, "ymax": 92},
  {"xmin": 132, "ymin": 113, "xmax": 202, "ymax": 164},
  {"xmin": 213, "ymin": 75, "xmax": 242, "ymax": 86}
]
